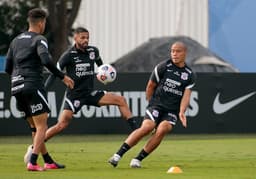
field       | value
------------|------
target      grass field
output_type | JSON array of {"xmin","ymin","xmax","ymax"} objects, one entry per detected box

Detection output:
[{"xmin": 0, "ymin": 134, "xmax": 256, "ymax": 179}]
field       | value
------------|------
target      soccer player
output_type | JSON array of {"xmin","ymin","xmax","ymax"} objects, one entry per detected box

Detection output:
[
  {"xmin": 5, "ymin": 8, "xmax": 74, "ymax": 171},
  {"xmin": 108, "ymin": 41, "xmax": 195, "ymax": 168},
  {"xmin": 43, "ymin": 27, "xmax": 139, "ymax": 141}
]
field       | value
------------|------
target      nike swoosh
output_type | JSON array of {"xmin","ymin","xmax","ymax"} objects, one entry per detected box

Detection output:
[{"xmin": 213, "ymin": 92, "xmax": 256, "ymax": 114}]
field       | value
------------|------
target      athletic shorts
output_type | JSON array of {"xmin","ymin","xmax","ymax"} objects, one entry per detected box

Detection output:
[
  {"xmin": 144, "ymin": 106, "xmax": 178, "ymax": 126},
  {"xmin": 14, "ymin": 89, "xmax": 50, "ymax": 118},
  {"xmin": 64, "ymin": 90, "xmax": 105, "ymax": 114}
]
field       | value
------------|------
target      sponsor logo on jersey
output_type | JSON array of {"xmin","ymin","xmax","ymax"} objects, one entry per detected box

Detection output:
[
  {"xmin": 11, "ymin": 75, "xmax": 24, "ymax": 83},
  {"xmin": 75, "ymin": 63, "xmax": 93, "ymax": 77},
  {"xmin": 174, "ymin": 71, "xmax": 180, "ymax": 76},
  {"xmin": 17, "ymin": 34, "xmax": 31, "ymax": 39},
  {"xmin": 74, "ymin": 56, "xmax": 82, "ymax": 63},
  {"xmin": 166, "ymin": 78, "xmax": 181, "ymax": 86},
  {"xmin": 11, "ymin": 84, "xmax": 24, "ymax": 92}
]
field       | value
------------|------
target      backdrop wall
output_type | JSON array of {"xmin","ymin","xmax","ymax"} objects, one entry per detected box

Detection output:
[{"xmin": 0, "ymin": 73, "xmax": 256, "ymax": 135}]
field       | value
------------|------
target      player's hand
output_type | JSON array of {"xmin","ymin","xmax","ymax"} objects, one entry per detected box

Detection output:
[
  {"xmin": 62, "ymin": 75, "xmax": 74, "ymax": 89},
  {"xmin": 179, "ymin": 112, "xmax": 187, "ymax": 128}
]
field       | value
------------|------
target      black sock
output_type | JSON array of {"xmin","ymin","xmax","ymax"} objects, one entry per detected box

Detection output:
[
  {"xmin": 135, "ymin": 149, "xmax": 149, "ymax": 161},
  {"xmin": 30, "ymin": 153, "xmax": 38, "ymax": 165},
  {"xmin": 116, "ymin": 143, "xmax": 131, "ymax": 157},
  {"xmin": 127, "ymin": 117, "xmax": 139, "ymax": 130},
  {"xmin": 42, "ymin": 152, "xmax": 54, "ymax": 164}
]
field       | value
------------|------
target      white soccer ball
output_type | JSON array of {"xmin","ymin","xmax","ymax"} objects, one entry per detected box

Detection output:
[{"xmin": 96, "ymin": 64, "xmax": 117, "ymax": 85}]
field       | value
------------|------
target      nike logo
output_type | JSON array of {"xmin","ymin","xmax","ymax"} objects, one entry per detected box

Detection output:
[{"xmin": 213, "ymin": 92, "xmax": 256, "ymax": 114}]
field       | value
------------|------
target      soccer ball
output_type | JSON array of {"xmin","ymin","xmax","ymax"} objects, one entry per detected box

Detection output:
[{"xmin": 96, "ymin": 64, "xmax": 117, "ymax": 85}]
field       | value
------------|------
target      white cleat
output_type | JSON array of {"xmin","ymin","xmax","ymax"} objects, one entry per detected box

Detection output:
[
  {"xmin": 130, "ymin": 158, "xmax": 141, "ymax": 168},
  {"xmin": 108, "ymin": 154, "xmax": 121, "ymax": 167},
  {"xmin": 24, "ymin": 145, "xmax": 33, "ymax": 164}
]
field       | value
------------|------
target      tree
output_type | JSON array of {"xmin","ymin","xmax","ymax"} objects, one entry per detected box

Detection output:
[
  {"xmin": 46, "ymin": 0, "xmax": 81, "ymax": 62},
  {"xmin": 0, "ymin": 0, "xmax": 82, "ymax": 63},
  {"xmin": 0, "ymin": 0, "xmax": 35, "ymax": 55}
]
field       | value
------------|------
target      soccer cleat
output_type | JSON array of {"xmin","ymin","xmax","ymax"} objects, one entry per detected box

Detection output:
[
  {"xmin": 44, "ymin": 162, "xmax": 66, "ymax": 169},
  {"xmin": 27, "ymin": 162, "xmax": 45, "ymax": 171},
  {"xmin": 24, "ymin": 145, "xmax": 33, "ymax": 164},
  {"xmin": 130, "ymin": 158, "xmax": 141, "ymax": 168},
  {"xmin": 108, "ymin": 154, "xmax": 121, "ymax": 167}
]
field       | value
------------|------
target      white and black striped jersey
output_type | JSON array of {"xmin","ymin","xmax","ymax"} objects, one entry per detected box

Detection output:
[
  {"xmin": 149, "ymin": 59, "xmax": 195, "ymax": 112},
  {"xmin": 5, "ymin": 31, "xmax": 64, "ymax": 94},
  {"xmin": 54, "ymin": 45, "xmax": 103, "ymax": 96}
]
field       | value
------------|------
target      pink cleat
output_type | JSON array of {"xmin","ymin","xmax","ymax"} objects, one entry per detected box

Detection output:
[
  {"xmin": 44, "ymin": 162, "xmax": 65, "ymax": 169},
  {"xmin": 27, "ymin": 163, "xmax": 45, "ymax": 171}
]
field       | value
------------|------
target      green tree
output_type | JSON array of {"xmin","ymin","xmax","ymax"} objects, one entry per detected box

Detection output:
[
  {"xmin": 0, "ymin": 0, "xmax": 35, "ymax": 55},
  {"xmin": 0, "ymin": 0, "xmax": 81, "ymax": 63}
]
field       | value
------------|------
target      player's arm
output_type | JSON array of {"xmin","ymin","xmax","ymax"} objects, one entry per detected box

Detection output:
[
  {"xmin": 146, "ymin": 62, "xmax": 166, "ymax": 100},
  {"xmin": 4, "ymin": 45, "xmax": 14, "ymax": 75},
  {"xmin": 94, "ymin": 47, "xmax": 103, "ymax": 67},
  {"xmin": 179, "ymin": 88, "xmax": 192, "ymax": 128},
  {"xmin": 179, "ymin": 74, "xmax": 196, "ymax": 128},
  {"xmin": 146, "ymin": 80, "xmax": 157, "ymax": 101},
  {"xmin": 37, "ymin": 37, "xmax": 74, "ymax": 89},
  {"xmin": 44, "ymin": 52, "xmax": 70, "ymax": 90}
]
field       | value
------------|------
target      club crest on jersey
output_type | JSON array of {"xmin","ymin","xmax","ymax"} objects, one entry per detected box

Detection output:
[
  {"xmin": 89, "ymin": 52, "xmax": 95, "ymax": 60},
  {"xmin": 181, "ymin": 72, "xmax": 188, "ymax": 80},
  {"xmin": 152, "ymin": 110, "xmax": 159, "ymax": 117},
  {"xmin": 74, "ymin": 100, "xmax": 81, "ymax": 108}
]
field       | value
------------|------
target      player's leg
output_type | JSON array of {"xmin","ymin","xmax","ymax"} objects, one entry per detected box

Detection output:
[
  {"xmin": 14, "ymin": 92, "xmax": 45, "ymax": 171},
  {"xmin": 130, "ymin": 120, "xmax": 172, "ymax": 168},
  {"xmin": 143, "ymin": 120, "xmax": 172, "ymax": 153},
  {"xmin": 108, "ymin": 119, "xmax": 155, "ymax": 167},
  {"xmin": 45, "ymin": 109, "xmax": 73, "ymax": 141},
  {"xmin": 24, "ymin": 117, "xmax": 65, "ymax": 169},
  {"xmin": 27, "ymin": 112, "xmax": 48, "ymax": 171},
  {"xmin": 98, "ymin": 92, "xmax": 140, "ymax": 130},
  {"xmin": 98, "ymin": 92, "xmax": 132, "ymax": 119}
]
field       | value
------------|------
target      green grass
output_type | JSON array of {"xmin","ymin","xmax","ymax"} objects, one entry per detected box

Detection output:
[{"xmin": 0, "ymin": 134, "xmax": 256, "ymax": 179}]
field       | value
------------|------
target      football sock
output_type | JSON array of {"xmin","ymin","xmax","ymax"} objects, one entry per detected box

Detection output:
[
  {"xmin": 135, "ymin": 149, "xmax": 149, "ymax": 161},
  {"xmin": 42, "ymin": 152, "xmax": 54, "ymax": 164},
  {"xmin": 127, "ymin": 117, "xmax": 139, "ymax": 130},
  {"xmin": 30, "ymin": 153, "xmax": 38, "ymax": 165},
  {"xmin": 116, "ymin": 143, "xmax": 131, "ymax": 157}
]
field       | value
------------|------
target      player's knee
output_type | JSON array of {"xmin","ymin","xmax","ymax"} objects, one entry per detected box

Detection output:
[
  {"xmin": 139, "ymin": 126, "xmax": 154, "ymax": 135},
  {"xmin": 155, "ymin": 129, "xmax": 168, "ymax": 138},
  {"xmin": 155, "ymin": 126, "xmax": 171, "ymax": 137}
]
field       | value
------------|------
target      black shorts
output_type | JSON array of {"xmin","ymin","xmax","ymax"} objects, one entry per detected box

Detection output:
[
  {"xmin": 144, "ymin": 106, "xmax": 178, "ymax": 126},
  {"xmin": 63, "ymin": 90, "xmax": 105, "ymax": 113},
  {"xmin": 14, "ymin": 89, "xmax": 50, "ymax": 118}
]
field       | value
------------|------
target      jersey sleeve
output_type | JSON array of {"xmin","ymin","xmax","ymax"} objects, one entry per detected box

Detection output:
[
  {"xmin": 94, "ymin": 47, "xmax": 103, "ymax": 66},
  {"xmin": 44, "ymin": 50, "xmax": 70, "ymax": 90},
  {"xmin": 34, "ymin": 35, "xmax": 64, "ymax": 79},
  {"xmin": 149, "ymin": 61, "xmax": 166, "ymax": 83},
  {"xmin": 186, "ymin": 72, "xmax": 196, "ymax": 89},
  {"xmin": 58, "ymin": 50, "xmax": 71, "ymax": 71},
  {"xmin": 35, "ymin": 35, "xmax": 49, "ymax": 55}
]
